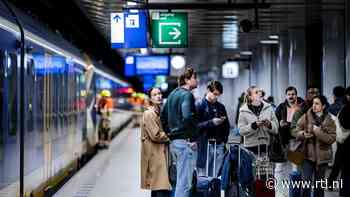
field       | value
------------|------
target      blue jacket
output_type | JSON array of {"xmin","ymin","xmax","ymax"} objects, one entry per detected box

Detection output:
[
  {"xmin": 221, "ymin": 145, "xmax": 254, "ymax": 190},
  {"xmin": 196, "ymin": 98, "xmax": 230, "ymax": 168}
]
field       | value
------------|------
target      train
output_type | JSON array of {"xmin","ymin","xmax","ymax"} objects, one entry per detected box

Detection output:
[{"xmin": 0, "ymin": 2, "xmax": 133, "ymax": 196}]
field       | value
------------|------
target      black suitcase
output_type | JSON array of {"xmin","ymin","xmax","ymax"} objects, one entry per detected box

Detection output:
[{"xmin": 196, "ymin": 139, "xmax": 221, "ymax": 197}]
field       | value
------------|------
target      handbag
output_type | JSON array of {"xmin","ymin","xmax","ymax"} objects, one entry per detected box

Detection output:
[
  {"xmin": 168, "ymin": 147, "xmax": 177, "ymax": 186},
  {"xmin": 287, "ymin": 139, "xmax": 305, "ymax": 165},
  {"xmin": 269, "ymin": 133, "xmax": 287, "ymax": 162},
  {"xmin": 287, "ymin": 113, "xmax": 310, "ymax": 166}
]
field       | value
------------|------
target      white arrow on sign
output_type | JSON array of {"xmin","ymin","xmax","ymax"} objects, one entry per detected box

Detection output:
[
  {"xmin": 169, "ymin": 27, "xmax": 181, "ymax": 40},
  {"xmin": 159, "ymin": 22, "xmax": 182, "ymax": 45}
]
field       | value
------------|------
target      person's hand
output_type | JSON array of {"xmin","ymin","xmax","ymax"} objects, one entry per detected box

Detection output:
[
  {"xmin": 212, "ymin": 117, "xmax": 224, "ymax": 126},
  {"xmin": 189, "ymin": 142, "xmax": 197, "ymax": 151},
  {"xmin": 313, "ymin": 125, "xmax": 321, "ymax": 134},
  {"xmin": 263, "ymin": 120, "xmax": 272, "ymax": 128},
  {"xmin": 256, "ymin": 121, "xmax": 265, "ymax": 128},
  {"xmin": 303, "ymin": 132, "xmax": 314, "ymax": 139},
  {"xmin": 280, "ymin": 120, "xmax": 289, "ymax": 127}
]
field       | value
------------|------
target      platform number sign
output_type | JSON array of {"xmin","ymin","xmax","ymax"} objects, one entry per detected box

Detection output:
[
  {"xmin": 151, "ymin": 12, "xmax": 188, "ymax": 48},
  {"xmin": 222, "ymin": 62, "xmax": 239, "ymax": 78},
  {"xmin": 110, "ymin": 10, "xmax": 148, "ymax": 48}
]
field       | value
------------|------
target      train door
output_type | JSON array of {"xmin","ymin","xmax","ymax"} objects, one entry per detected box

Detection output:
[
  {"xmin": 0, "ymin": 50, "xmax": 4, "ymax": 187},
  {"xmin": 23, "ymin": 54, "xmax": 43, "ymax": 180},
  {"xmin": 1, "ymin": 51, "xmax": 19, "ymax": 188}
]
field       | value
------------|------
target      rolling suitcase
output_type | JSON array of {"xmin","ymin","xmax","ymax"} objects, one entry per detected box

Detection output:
[
  {"xmin": 196, "ymin": 139, "xmax": 221, "ymax": 197},
  {"xmin": 255, "ymin": 137, "xmax": 275, "ymax": 197}
]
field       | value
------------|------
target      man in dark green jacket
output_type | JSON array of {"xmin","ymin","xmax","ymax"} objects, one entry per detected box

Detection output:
[{"xmin": 161, "ymin": 67, "xmax": 198, "ymax": 197}]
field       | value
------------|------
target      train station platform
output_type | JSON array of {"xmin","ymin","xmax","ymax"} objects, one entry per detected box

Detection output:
[{"xmin": 54, "ymin": 122, "xmax": 149, "ymax": 197}]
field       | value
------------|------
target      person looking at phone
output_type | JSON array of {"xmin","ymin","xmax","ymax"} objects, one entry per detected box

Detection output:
[
  {"xmin": 238, "ymin": 86, "xmax": 278, "ymax": 155},
  {"xmin": 196, "ymin": 80, "xmax": 230, "ymax": 177}
]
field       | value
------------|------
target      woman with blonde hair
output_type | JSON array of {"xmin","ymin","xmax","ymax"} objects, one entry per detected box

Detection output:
[
  {"xmin": 140, "ymin": 87, "xmax": 171, "ymax": 197},
  {"xmin": 238, "ymin": 86, "xmax": 279, "ymax": 153}
]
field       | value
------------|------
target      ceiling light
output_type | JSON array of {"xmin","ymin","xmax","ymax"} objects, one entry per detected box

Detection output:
[
  {"xmin": 127, "ymin": 1, "xmax": 137, "ymax": 6},
  {"xmin": 171, "ymin": 55, "xmax": 186, "ymax": 70},
  {"xmin": 160, "ymin": 82, "xmax": 168, "ymax": 91},
  {"xmin": 140, "ymin": 48, "xmax": 148, "ymax": 55},
  {"xmin": 260, "ymin": 40, "xmax": 279, "ymax": 44},
  {"xmin": 269, "ymin": 35, "xmax": 279, "ymax": 39},
  {"xmin": 240, "ymin": 51, "xmax": 253, "ymax": 55}
]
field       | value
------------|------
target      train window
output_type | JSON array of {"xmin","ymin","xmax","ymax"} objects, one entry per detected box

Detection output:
[
  {"xmin": 26, "ymin": 58, "xmax": 35, "ymax": 132},
  {"xmin": 32, "ymin": 55, "xmax": 44, "ymax": 133},
  {"xmin": 7, "ymin": 53, "xmax": 18, "ymax": 136}
]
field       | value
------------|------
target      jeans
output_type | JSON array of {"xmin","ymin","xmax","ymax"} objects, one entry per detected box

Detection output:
[
  {"xmin": 301, "ymin": 160, "xmax": 327, "ymax": 197},
  {"xmin": 170, "ymin": 139, "xmax": 198, "ymax": 197},
  {"xmin": 198, "ymin": 143, "xmax": 225, "ymax": 177}
]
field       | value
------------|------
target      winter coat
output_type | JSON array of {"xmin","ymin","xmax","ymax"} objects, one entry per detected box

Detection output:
[
  {"xmin": 196, "ymin": 98, "xmax": 230, "ymax": 168},
  {"xmin": 294, "ymin": 109, "xmax": 336, "ymax": 165},
  {"xmin": 140, "ymin": 107, "xmax": 171, "ymax": 190},
  {"xmin": 221, "ymin": 145, "xmax": 255, "ymax": 190},
  {"xmin": 161, "ymin": 87, "xmax": 198, "ymax": 141},
  {"xmin": 238, "ymin": 102, "xmax": 279, "ymax": 147}
]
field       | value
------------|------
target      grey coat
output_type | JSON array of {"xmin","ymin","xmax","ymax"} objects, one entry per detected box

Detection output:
[{"xmin": 238, "ymin": 102, "xmax": 279, "ymax": 147}]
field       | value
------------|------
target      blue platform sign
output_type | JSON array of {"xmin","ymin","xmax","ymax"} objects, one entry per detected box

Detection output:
[{"xmin": 111, "ymin": 10, "xmax": 148, "ymax": 48}]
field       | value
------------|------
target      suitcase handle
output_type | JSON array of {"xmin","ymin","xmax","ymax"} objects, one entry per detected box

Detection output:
[
  {"xmin": 206, "ymin": 138, "xmax": 217, "ymax": 177},
  {"xmin": 257, "ymin": 136, "xmax": 270, "ymax": 179}
]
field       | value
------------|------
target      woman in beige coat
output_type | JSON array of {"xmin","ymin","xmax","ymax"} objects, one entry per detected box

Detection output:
[
  {"xmin": 141, "ymin": 87, "xmax": 171, "ymax": 197},
  {"xmin": 294, "ymin": 95, "xmax": 336, "ymax": 197}
]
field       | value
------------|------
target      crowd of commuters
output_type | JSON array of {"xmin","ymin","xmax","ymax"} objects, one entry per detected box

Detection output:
[{"xmin": 140, "ymin": 66, "xmax": 350, "ymax": 197}]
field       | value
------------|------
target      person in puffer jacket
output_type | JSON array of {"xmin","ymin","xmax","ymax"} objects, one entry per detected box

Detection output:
[
  {"xmin": 293, "ymin": 95, "xmax": 336, "ymax": 197},
  {"xmin": 238, "ymin": 86, "xmax": 279, "ymax": 155}
]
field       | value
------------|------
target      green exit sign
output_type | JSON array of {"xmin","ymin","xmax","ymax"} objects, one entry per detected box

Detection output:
[{"xmin": 151, "ymin": 12, "xmax": 188, "ymax": 48}]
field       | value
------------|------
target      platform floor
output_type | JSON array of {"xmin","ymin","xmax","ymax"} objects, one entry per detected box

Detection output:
[{"xmin": 55, "ymin": 124, "xmax": 149, "ymax": 197}]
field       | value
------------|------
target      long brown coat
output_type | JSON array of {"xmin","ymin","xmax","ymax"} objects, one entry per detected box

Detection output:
[
  {"xmin": 140, "ymin": 107, "xmax": 171, "ymax": 190},
  {"xmin": 294, "ymin": 109, "xmax": 336, "ymax": 165}
]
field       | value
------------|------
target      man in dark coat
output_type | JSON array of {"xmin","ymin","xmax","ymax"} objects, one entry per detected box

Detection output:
[{"xmin": 196, "ymin": 80, "xmax": 230, "ymax": 177}]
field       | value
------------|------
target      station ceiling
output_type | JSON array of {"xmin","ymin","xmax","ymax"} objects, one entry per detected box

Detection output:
[{"xmin": 74, "ymin": 0, "xmax": 345, "ymax": 51}]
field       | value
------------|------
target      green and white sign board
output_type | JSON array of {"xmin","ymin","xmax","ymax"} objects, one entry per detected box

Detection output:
[{"xmin": 151, "ymin": 12, "xmax": 188, "ymax": 48}]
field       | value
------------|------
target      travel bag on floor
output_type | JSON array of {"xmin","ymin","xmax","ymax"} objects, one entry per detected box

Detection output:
[{"xmin": 196, "ymin": 139, "xmax": 221, "ymax": 197}]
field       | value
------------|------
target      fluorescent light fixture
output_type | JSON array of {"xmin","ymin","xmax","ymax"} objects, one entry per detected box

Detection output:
[
  {"xmin": 171, "ymin": 55, "xmax": 186, "ymax": 70},
  {"xmin": 222, "ymin": 61, "xmax": 239, "ymax": 78},
  {"xmin": 260, "ymin": 40, "xmax": 279, "ymax": 44},
  {"xmin": 223, "ymin": 23, "xmax": 239, "ymax": 49},
  {"xmin": 127, "ymin": 1, "xmax": 137, "ymax": 6},
  {"xmin": 240, "ymin": 51, "xmax": 253, "ymax": 55},
  {"xmin": 223, "ymin": 44, "xmax": 238, "ymax": 49},
  {"xmin": 269, "ymin": 35, "xmax": 279, "ymax": 39},
  {"xmin": 140, "ymin": 48, "xmax": 148, "ymax": 55}
]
